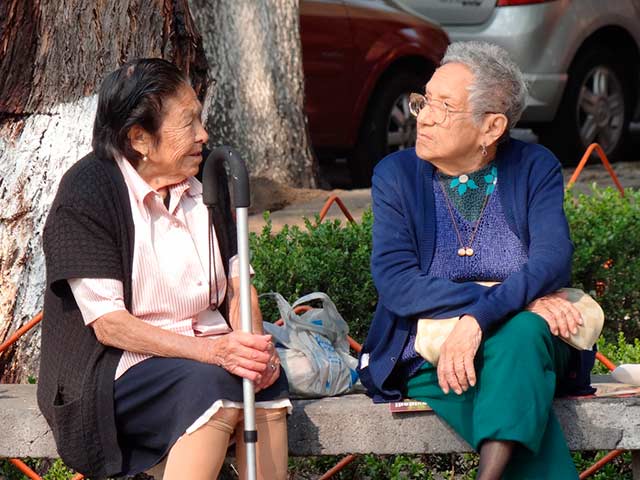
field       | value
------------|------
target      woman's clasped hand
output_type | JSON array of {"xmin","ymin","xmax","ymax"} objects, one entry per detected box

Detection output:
[
  {"xmin": 211, "ymin": 331, "xmax": 281, "ymax": 391},
  {"xmin": 527, "ymin": 291, "xmax": 584, "ymax": 339}
]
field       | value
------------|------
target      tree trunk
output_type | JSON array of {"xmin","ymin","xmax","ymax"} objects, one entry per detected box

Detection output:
[
  {"xmin": 189, "ymin": 0, "xmax": 317, "ymax": 188},
  {"xmin": 0, "ymin": 0, "xmax": 315, "ymax": 383}
]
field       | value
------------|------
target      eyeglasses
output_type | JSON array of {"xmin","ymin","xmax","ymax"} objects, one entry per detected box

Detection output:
[{"xmin": 408, "ymin": 93, "xmax": 476, "ymax": 125}]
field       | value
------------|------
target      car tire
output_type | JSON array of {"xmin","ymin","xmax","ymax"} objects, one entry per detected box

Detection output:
[
  {"xmin": 537, "ymin": 47, "xmax": 634, "ymax": 164},
  {"xmin": 349, "ymin": 71, "xmax": 427, "ymax": 187}
]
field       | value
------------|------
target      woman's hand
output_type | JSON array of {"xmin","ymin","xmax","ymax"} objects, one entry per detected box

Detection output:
[
  {"xmin": 209, "ymin": 331, "xmax": 273, "ymax": 383},
  {"xmin": 255, "ymin": 345, "xmax": 281, "ymax": 393},
  {"xmin": 437, "ymin": 315, "xmax": 482, "ymax": 395},
  {"xmin": 526, "ymin": 290, "xmax": 583, "ymax": 339}
]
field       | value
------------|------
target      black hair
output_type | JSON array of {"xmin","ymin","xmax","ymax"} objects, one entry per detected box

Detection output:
[{"xmin": 92, "ymin": 58, "xmax": 189, "ymax": 167}]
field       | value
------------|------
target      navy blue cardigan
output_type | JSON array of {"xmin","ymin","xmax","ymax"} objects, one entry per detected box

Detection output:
[{"xmin": 358, "ymin": 138, "xmax": 576, "ymax": 402}]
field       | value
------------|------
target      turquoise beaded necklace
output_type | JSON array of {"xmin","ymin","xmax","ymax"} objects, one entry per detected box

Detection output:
[
  {"xmin": 436, "ymin": 162, "xmax": 498, "ymax": 257},
  {"xmin": 438, "ymin": 163, "xmax": 497, "ymax": 222}
]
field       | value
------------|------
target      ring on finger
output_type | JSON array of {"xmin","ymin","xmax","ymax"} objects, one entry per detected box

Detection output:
[{"xmin": 269, "ymin": 362, "xmax": 277, "ymax": 371}]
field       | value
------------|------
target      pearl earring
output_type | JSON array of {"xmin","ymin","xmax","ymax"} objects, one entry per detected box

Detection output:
[
  {"xmin": 481, "ymin": 144, "xmax": 487, "ymax": 157},
  {"xmin": 142, "ymin": 155, "xmax": 148, "ymax": 162}
]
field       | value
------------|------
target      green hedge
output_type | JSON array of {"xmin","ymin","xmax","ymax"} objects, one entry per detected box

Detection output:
[
  {"xmin": 251, "ymin": 186, "xmax": 640, "ymax": 343},
  {"xmin": 565, "ymin": 186, "xmax": 640, "ymax": 339},
  {"xmin": 250, "ymin": 211, "xmax": 376, "ymax": 342}
]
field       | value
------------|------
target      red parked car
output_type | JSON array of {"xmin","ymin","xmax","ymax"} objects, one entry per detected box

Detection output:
[{"xmin": 300, "ymin": 0, "xmax": 449, "ymax": 186}]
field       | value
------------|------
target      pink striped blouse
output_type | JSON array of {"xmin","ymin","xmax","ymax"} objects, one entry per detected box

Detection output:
[{"xmin": 69, "ymin": 157, "xmax": 239, "ymax": 379}]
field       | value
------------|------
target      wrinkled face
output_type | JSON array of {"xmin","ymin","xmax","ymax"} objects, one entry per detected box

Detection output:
[
  {"xmin": 146, "ymin": 84, "xmax": 208, "ymax": 181},
  {"xmin": 415, "ymin": 63, "xmax": 483, "ymax": 164}
]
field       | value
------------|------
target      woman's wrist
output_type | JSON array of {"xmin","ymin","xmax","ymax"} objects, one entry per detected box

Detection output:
[
  {"xmin": 193, "ymin": 335, "xmax": 221, "ymax": 365},
  {"xmin": 460, "ymin": 314, "xmax": 481, "ymax": 333}
]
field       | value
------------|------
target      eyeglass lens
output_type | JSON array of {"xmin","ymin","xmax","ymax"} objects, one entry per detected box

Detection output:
[{"xmin": 409, "ymin": 94, "xmax": 447, "ymax": 124}]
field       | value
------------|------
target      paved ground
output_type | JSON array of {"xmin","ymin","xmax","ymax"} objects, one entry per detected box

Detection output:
[
  {"xmin": 248, "ymin": 187, "xmax": 371, "ymax": 232},
  {"xmin": 248, "ymin": 158, "xmax": 640, "ymax": 233}
]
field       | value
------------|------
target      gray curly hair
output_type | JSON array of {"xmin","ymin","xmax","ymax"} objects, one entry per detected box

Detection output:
[{"xmin": 441, "ymin": 41, "xmax": 527, "ymax": 131}]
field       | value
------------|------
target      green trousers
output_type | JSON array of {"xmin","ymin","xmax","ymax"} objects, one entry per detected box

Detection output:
[{"xmin": 406, "ymin": 312, "xmax": 579, "ymax": 479}]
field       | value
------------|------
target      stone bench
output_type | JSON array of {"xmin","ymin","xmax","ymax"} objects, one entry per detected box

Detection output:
[{"xmin": 2, "ymin": 382, "xmax": 640, "ymax": 477}]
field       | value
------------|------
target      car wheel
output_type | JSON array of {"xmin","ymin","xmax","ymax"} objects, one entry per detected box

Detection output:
[
  {"xmin": 350, "ymin": 71, "xmax": 427, "ymax": 187},
  {"xmin": 538, "ymin": 47, "xmax": 633, "ymax": 164}
]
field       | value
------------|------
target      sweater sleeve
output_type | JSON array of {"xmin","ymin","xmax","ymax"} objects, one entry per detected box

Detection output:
[
  {"xmin": 43, "ymin": 164, "xmax": 127, "ymax": 298},
  {"xmin": 371, "ymin": 163, "xmax": 488, "ymax": 319},
  {"xmin": 464, "ymin": 155, "xmax": 573, "ymax": 331}
]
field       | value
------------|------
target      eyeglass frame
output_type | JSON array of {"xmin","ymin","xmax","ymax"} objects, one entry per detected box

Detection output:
[{"xmin": 408, "ymin": 92, "xmax": 500, "ymax": 125}]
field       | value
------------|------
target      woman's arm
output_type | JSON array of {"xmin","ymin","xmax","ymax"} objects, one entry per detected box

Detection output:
[
  {"xmin": 92, "ymin": 310, "xmax": 271, "ymax": 382},
  {"xmin": 371, "ymin": 163, "xmax": 488, "ymax": 319},
  {"xmin": 227, "ymin": 276, "xmax": 264, "ymax": 334},
  {"xmin": 227, "ymin": 276, "xmax": 282, "ymax": 390},
  {"xmin": 462, "ymin": 156, "xmax": 573, "ymax": 331}
]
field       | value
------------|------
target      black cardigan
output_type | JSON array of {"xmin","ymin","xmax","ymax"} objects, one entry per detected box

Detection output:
[{"xmin": 38, "ymin": 152, "xmax": 236, "ymax": 478}]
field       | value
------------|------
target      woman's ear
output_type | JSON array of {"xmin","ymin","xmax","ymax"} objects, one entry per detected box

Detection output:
[
  {"xmin": 128, "ymin": 125, "xmax": 151, "ymax": 158},
  {"xmin": 482, "ymin": 113, "xmax": 509, "ymax": 146}
]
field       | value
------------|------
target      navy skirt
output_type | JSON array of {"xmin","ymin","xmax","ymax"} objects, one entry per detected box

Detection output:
[{"xmin": 113, "ymin": 357, "xmax": 289, "ymax": 475}]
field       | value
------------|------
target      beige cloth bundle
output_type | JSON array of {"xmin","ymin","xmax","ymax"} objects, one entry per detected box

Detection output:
[{"xmin": 414, "ymin": 287, "xmax": 604, "ymax": 365}]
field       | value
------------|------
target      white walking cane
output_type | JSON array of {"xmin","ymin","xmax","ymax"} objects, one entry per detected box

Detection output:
[{"xmin": 202, "ymin": 147, "xmax": 257, "ymax": 480}]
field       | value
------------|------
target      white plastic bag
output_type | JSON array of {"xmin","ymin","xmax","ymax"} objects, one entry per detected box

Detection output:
[{"xmin": 262, "ymin": 292, "xmax": 360, "ymax": 398}]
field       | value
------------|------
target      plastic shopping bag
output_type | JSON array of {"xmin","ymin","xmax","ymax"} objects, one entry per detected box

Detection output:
[{"xmin": 262, "ymin": 292, "xmax": 361, "ymax": 398}]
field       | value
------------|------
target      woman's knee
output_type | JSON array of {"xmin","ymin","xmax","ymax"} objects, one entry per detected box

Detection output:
[
  {"xmin": 255, "ymin": 407, "xmax": 287, "ymax": 425},
  {"xmin": 212, "ymin": 407, "xmax": 242, "ymax": 431},
  {"xmin": 486, "ymin": 311, "xmax": 551, "ymax": 356},
  {"xmin": 501, "ymin": 312, "xmax": 549, "ymax": 340}
]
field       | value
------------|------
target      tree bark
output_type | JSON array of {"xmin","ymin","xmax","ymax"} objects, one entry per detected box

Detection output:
[
  {"xmin": 0, "ymin": 0, "xmax": 315, "ymax": 382},
  {"xmin": 189, "ymin": 0, "xmax": 317, "ymax": 188}
]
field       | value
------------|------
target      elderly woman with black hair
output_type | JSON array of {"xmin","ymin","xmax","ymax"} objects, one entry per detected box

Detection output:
[
  {"xmin": 38, "ymin": 59, "xmax": 289, "ymax": 480},
  {"xmin": 357, "ymin": 42, "xmax": 593, "ymax": 479}
]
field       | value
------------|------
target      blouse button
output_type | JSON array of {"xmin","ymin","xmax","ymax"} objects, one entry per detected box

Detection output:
[{"xmin": 390, "ymin": 356, "xmax": 396, "ymax": 363}]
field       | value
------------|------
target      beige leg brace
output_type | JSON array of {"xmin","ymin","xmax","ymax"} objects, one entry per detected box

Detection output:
[{"xmin": 235, "ymin": 407, "xmax": 289, "ymax": 480}]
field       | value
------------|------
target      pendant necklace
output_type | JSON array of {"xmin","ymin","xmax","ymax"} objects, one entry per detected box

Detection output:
[{"xmin": 437, "ymin": 172, "xmax": 494, "ymax": 257}]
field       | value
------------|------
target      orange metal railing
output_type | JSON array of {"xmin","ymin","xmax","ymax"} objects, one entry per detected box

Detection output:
[
  {"xmin": 0, "ymin": 311, "xmax": 43, "ymax": 356},
  {"xmin": 567, "ymin": 144, "xmax": 628, "ymax": 479},
  {"xmin": 318, "ymin": 195, "xmax": 356, "ymax": 224},
  {"xmin": 579, "ymin": 450, "xmax": 626, "ymax": 479},
  {"xmin": 566, "ymin": 143, "xmax": 625, "ymax": 195},
  {"xmin": 6, "ymin": 457, "xmax": 84, "ymax": 480}
]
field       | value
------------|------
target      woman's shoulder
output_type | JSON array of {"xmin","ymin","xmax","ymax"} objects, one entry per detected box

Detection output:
[
  {"xmin": 501, "ymin": 138, "xmax": 561, "ymax": 170},
  {"xmin": 60, "ymin": 151, "xmax": 110, "ymax": 182},
  {"xmin": 56, "ymin": 152, "xmax": 124, "ymax": 205},
  {"xmin": 373, "ymin": 148, "xmax": 424, "ymax": 182},
  {"xmin": 498, "ymin": 138, "xmax": 563, "ymax": 187}
]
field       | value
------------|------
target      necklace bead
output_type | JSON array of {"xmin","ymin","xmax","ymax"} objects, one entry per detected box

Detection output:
[{"xmin": 439, "ymin": 169, "xmax": 496, "ymax": 259}]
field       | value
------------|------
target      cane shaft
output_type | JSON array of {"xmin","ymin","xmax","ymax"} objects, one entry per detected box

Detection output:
[{"xmin": 237, "ymin": 208, "xmax": 257, "ymax": 480}]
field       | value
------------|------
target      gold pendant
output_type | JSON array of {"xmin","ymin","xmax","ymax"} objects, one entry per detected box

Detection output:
[
  {"xmin": 457, "ymin": 248, "xmax": 466, "ymax": 257},
  {"xmin": 465, "ymin": 247, "xmax": 474, "ymax": 256}
]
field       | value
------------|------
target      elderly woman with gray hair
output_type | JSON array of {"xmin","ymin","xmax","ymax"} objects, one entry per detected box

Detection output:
[{"xmin": 357, "ymin": 41, "xmax": 592, "ymax": 479}]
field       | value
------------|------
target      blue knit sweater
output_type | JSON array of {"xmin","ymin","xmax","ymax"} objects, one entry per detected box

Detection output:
[
  {"xmin": 358, "ymin": 138, "xmax": 574, "ymax": 402},
  {"xmin": 398, "ymin": 179, "xmax": 530, "ymax": 377}
]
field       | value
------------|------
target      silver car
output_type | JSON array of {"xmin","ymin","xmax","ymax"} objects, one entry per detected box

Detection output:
[{"xmin": 394, "ymin": 0, "xmax": 640, "ymax": 162}]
